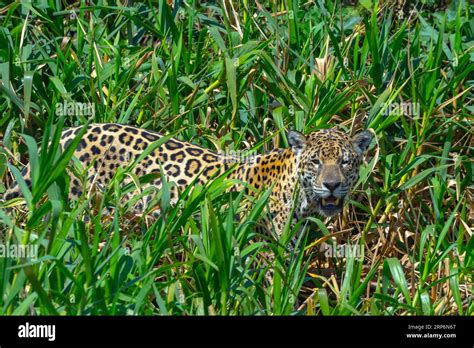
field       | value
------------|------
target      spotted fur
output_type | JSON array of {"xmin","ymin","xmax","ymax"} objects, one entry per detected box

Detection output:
[{"xmin": 4, "ymin": 124, "xmax": 373, "ymax": 234}]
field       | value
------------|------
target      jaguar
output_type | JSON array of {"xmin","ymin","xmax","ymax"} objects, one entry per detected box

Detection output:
[{"xmin": 4, "ymin": 124, "xmax": 373, "ymax": 234}]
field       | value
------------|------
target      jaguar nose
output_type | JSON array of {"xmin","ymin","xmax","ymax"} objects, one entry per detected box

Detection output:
[{"xmin": 323, "ymin": 181, "xmax": 341, "ymax": 192}]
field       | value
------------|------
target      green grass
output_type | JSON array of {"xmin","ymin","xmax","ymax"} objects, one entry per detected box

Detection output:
[{"xmin": 0, "ymin": 0, "xmax": 472, "ymax": 315}]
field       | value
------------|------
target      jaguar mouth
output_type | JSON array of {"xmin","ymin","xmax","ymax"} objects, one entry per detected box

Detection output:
[{"xmin": 319, "ymin": 196, "xmax": 343, "ymax": 216}]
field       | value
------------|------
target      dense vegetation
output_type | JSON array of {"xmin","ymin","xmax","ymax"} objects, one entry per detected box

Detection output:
[{"xmin": 0, "ymin": 0, "xmax": 472, "ymax": 315}]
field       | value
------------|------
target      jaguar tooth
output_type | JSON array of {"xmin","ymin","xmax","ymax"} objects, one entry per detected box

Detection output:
[{"xmin": 322, "ymin": 197, "xmax": 341, "ymax": 206}]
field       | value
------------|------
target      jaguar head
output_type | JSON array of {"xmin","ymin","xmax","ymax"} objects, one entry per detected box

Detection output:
[{"xmin": 288, "ymin": 128, "xmax": 373, "ymax": 218}]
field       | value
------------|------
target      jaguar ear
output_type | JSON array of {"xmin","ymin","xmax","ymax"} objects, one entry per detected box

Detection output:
[
  {"xmin": 352, "ymin": 130, "xmax": 373, "ymax": 155},
  {"xmin": 287, "ymin": 130, "xmax": 307, "ymax": 155}
]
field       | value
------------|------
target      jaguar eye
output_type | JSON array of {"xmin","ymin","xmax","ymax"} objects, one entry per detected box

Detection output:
[{"xmin": 313, "ymin": 158, "xmax": 321, "ymax": 166}]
